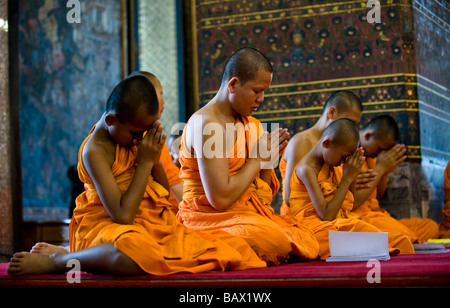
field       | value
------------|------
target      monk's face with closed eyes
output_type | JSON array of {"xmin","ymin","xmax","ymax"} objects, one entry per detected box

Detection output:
[{"xmin": 228, "ymin": 69, "xmax": 272, "ymax": 117}]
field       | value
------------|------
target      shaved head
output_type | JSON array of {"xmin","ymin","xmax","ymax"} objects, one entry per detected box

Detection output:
[
  {"xmin": 362, "ymin": 115, "xmax": 400, "ymax": 142},
  {"xmin": 129, "ymin": 71, "xmax": 158, "ymax": 85},
  {"xmin": 321, "ymin": 118, "xmax": 360, "ymax": 147},
  {"xmin": 322, "ymin": 91, "xmax": 363, "ymax": 116},
  {"xmin": 106, "ymin": 75, "xmax": 159, "ymax": 122},
  {"xmin": 221, "ymin": 47, "xmax": 273, "ymax": 86}
]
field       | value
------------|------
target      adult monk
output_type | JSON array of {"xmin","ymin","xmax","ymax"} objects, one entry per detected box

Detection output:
[
  {"xmin": 279, "ymin": 90, "xmax": 366, "ymax": 215},
  {"xmin": 177, "ymin": 47, "xmax": 319, "ymax": 265},
  {"xmin": 440, "ymin": 160, "xmax": 450, "ymax": 238},
  {"xmin": 288, "ymin": 119, "xmax": 415, "ymax": 259},
  {"xmin": 8, "ymin": 75, "xmax": 265, "ymax": 276},
  {"xmin": 353, "ymin": 115, "xmax": 438, "ymax": 243}
]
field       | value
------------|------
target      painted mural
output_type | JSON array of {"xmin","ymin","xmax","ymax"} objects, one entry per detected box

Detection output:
[{"xmin": 19, "ymin": 0, "xmax": 122, "ymax": 220}]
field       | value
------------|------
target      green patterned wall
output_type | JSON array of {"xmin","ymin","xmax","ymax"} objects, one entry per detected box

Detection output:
[{"xmin": 138, "ymin": 0, "xmax": 181, "ymax": 137}]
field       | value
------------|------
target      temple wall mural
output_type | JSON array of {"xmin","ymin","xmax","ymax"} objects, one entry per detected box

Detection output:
[{"xmin": 18, "ymin": 0, "xmax": 123, "ymax": 220}]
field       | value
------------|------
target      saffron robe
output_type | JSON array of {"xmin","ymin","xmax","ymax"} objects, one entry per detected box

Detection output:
[
  {"xmin": 440, "ymin": 161, "xmax": 450, "ymax": 238},
  {"xmin": 69, "ymin": 125, "xmax": 266, "ymax": 275},
  {"xmin": 392, "ymin": 159, "xmax": 440, "ymax": 242},
  {"xmin": 288, "ymin": 163, "xmax": 415, "ymax": 259},
  {"xmin": 177, "ymin": 115, "xmax": 319, "ymax": 265},
  {"xmin": 160, "ymin": 143, "xmax": 182, "ymax": 213},
  {"xmin": 352, "ymin": 158, "xmax": 419, "ymax": 243}
]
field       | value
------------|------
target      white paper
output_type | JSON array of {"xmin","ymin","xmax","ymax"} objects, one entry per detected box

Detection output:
[
  {"xmin": 326, "ymin": 254, "xmax": 390, "ymax": 262},
  {"xmin": 327, "ymin": 231, "xmax": 389, "ymax": 262},
  {"xmin": 413, "ymin": 242, "xmax": 450, "ymax": 254}
]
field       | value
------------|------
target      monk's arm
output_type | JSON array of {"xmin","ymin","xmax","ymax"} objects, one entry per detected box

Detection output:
[
  {"xmin": 198, "ymin": 155, "xmax": 262, "ymax": 210},
  {"xmin": 353, "ymin": 144, "xmax": 405, "ymax": 209},
  {"xmin": 170, "ymin": 182, "xmax": 183, "ymax": 203},
  {"xmin": 283, "ymin": 138, "xmax": 309, "ymax": 205},
  {"xmin": 260, "ymin": 169, "xmax": 272, "ymax": 186},
  {"xmin": 192, "ymin": 119, "xmax": 288, "ymax": 210},
  {"xmin": 353, "ymin": 168, "xmax": 385, "ymax": 209},
  {"xmin": 84, "ymin": 147, "xmax": 153, "ymax": 224},
  {"xmin": 84, "ymin": 123, "xmax": 165, "ymax": 224},
  {"xmin": 298, "ymin": 165, "xmax": 353, "ymax": 221},
  {"xmin": 151, "ymin": 160, "xmax": 171, "ymax": 198}
]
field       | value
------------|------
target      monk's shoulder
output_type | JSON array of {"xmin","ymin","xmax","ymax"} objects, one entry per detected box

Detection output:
[
  {"xmin": 291, "ymin": 129, "xmax": 316, "ymax": 146},
  {"xmin": 83, "ymin": 132, "xmax": 116, "ymax": 168},
  {"xmin": 285, "ymin": 130, "xmax": 315, "ymax": 161}
]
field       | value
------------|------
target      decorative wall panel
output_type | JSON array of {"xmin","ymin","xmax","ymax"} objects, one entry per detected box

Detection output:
[
  {"xmin": 192, "ymin": 0, "xmax": 449, "ymax": 218},
  {"xmin": 195, "ymin": 0, "xmax": 419, "ymax": 155}
]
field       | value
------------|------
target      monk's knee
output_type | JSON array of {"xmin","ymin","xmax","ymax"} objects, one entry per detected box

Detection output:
[
  {"xmin": 248, "ymin": 227, "xmax": 292, "ymax": 264},
  {"xmin": 221, "ymin": 224, "xmax": 292, "ymax": 264}
]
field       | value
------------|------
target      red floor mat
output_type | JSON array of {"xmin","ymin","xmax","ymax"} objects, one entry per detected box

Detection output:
[{"xmin": 1, "ymin": 252, "xmax": 450, "ymax": 288}]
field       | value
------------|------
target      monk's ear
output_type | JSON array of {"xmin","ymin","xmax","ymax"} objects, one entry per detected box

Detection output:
[
  {"xmin": 327, "ymin": 106, "xmax": 337, "ymax": 120},
  {"xmin": 322, "ymin": 138, "xmax": 332, "ymax": 149},
  {"xmin": 364, "ymin": 131, "xmax": 373, "ymax": 141},
  {"xmin": 105, "ymin": 113, "xmax": 118, "ymax": 126},
  {"xmin": 227, "ymin": 77, "xmax": 239, "ymax": 93}
]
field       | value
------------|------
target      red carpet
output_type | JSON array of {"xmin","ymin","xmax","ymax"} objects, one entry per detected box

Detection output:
[{"xmin": 1, "ymin": 252, "xmax": 450, "ymax": 288}]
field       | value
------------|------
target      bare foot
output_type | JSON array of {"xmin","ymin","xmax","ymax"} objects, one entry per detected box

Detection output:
[
  {"xmin": 30, "ymin": 242, "xmax": 69, "ymax": 255},
  {"xmin": 7, "ymin": 252, "xmax": 61, "ymax": 276}
]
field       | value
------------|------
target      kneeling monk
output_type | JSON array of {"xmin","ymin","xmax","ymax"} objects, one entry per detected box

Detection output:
[
  {"xmin": 177, "ymin": 47, "xmax": 319, "ymax": 265},
  {"xmin": 7, "ymin": 75, "xmax": 265, "ymax": 276},
  {"xmin": 288, "ymin": 119, "xmax": 415, "ymax": 259}
]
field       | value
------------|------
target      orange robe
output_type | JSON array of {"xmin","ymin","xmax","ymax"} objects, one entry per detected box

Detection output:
[
  {"xmin": 288, "ymin": 163, "xmax": 415, "ymax": 260},
  {"xmin": 160, "ymin": 143, "xmax": 182, "ymax": 213},
  {"xmin": 439, "ymin": 161, "xmax": 450, "ymax": 238},
  {"xmin": 177, "ymin": 116, "xmax": 319, "ymax": 265},
  {"xmin": 352, "ymin": 158, "xmax": 419, "ymax": 243},
  {"xmin": 69, "ymin": 125, "xmax": 266, "ymax": 275},
  {"xmin": 393, "ymin": 159, "xmax": 440, "ymax": 242}
]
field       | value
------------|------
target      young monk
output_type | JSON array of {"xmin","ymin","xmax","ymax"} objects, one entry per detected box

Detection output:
[
  {"xmin": 30, "ymin": 71, "xmax": 184, "ymax": 255},
  {"xmin": 288, "ymin": 118, "xmax": 415, "ymax": 259},
  {"xmin": 177, "ymin": 47, "xmax": 319, "ymax": 265},
  {"xmin": 129, "ymin": 71, "xmax": 183, "ymax": 211},
  {"xmin": 8, "ymin": 75, "xmax": 265, "ymax": 276},
  {"xmin": 353, "ymin": 115, "xmax": 438, "ymax": 243},
  {"xmin": 279, "ymin": 91, "xmax": 370, "ymax": 215},
  {"xmin": 440, "ymin": 160, "xmax": 450, "ymax": 238}
]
